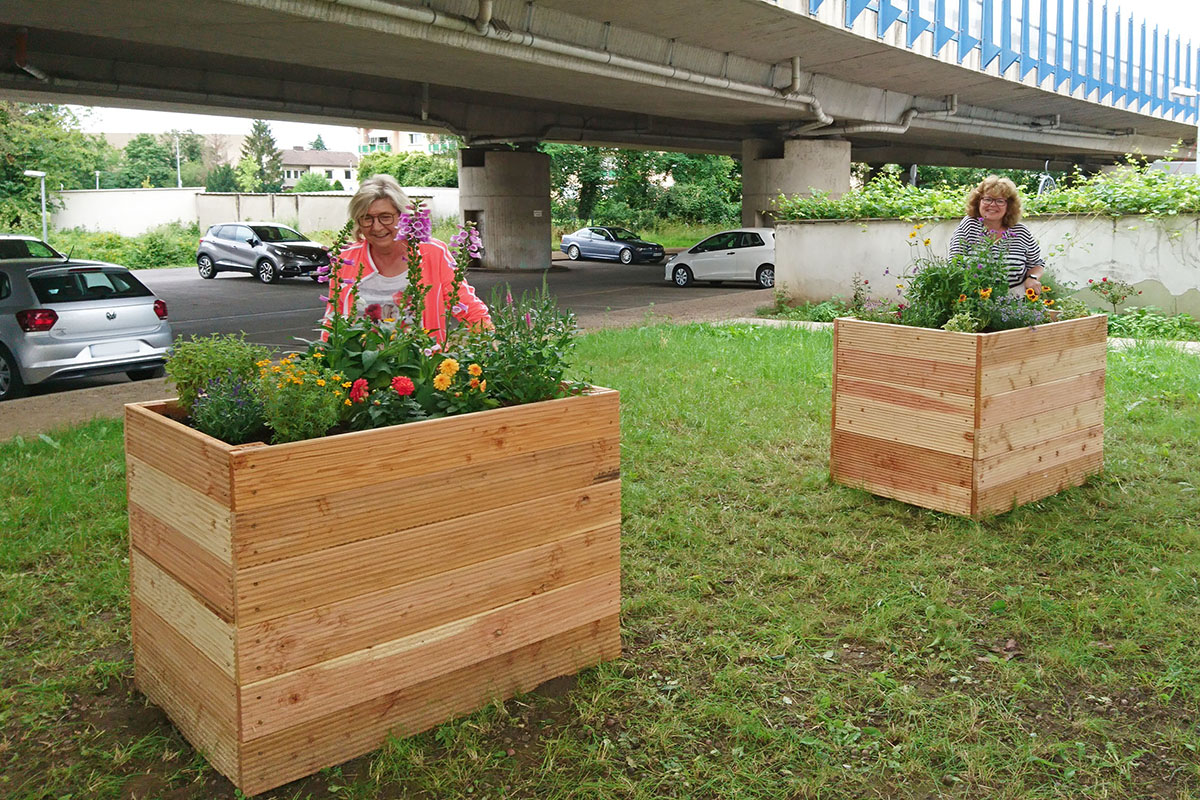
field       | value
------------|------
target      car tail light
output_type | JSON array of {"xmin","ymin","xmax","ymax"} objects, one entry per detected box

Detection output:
[
  {"xmin": 153, "ymin": 299, "xmax": 168, "ymax": 320},
  {"xmin": 16, "ymin": 308, "xmax": 58, "ymax": 331}
]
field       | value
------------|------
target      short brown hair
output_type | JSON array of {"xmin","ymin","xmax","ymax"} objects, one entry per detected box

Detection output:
[
  {"xmin": 348, "ymin": 174, "xmax": 410, "ymax": 240},
  {"xmin": 965, "ymin": 175, "xmax": 1022, "ymax": 228}
]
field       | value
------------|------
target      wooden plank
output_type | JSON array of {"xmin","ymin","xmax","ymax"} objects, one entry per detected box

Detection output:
[
  {"xmin": 975, "ymin": 425, "xmax": 1103, "ymax": 492},
  {"xmin": 831, "ymin": 429, "xmax": 974, "ymax": 516},
  {"xmin": 976, "ymin": 397, "xmax": 1105, "ymax": 458},
  {"xmin": 835, "ymin": 374, "xmax": 976, "ymax": 416},
  {"xmin": 129, "ymin": 501, "xmax": 234, "ymax": 620},
  {"xmin": 236, "ymin": 480, "xmax": 620, "ymax": 625},
  {"xmin": 238, "ymin": 524, "xmax": 620, "ymax": 681},
  {"xmin": 978, "ymin": 370, "xmax": 1105, "ymax": 428},
  {"xmin": 834, "ymin": 393, "xmax": 975, "ymax": 458},
  {"xmin": 834, "ymin": 318, "xmax": 978, "ymax": 365},
  {"xmin": 240, "ymin": 571, "xmax": 619, "ymax": 741},
  {"xmin": 125, "ymin": 402, "xmax": 234, "ymax": 507},
  {"xmin": 979, "ymin": 314, "xmax": 1108, "ymax": 365},
  {"xmin": 131, "ymin": 549, "xmax": 236, "ymax": 678},
  {"xmin": 127, "ymin": 457, "xmax": 232, "ymax": 565},
  {"xmin": 132, "ymin": 599, "xmax": 239, "ymax": 782},
  {"xmin": 975, "ymin": 450, "xmax": 1104, "ymax": 516},
  {"xmin": 980, "ymin": 341, "xmax": 1107, "ymax": 395},
  {"xmin": 238, "ymin": 615, "xmax": 620, "ymax": 796},
  {"xmin": 837, "ymin": 346, "xmax": 977, "ymax": 396},
  {"xmin": 233, "ymin": 436, "xmax": 619, "ymax": 567},
  {"xmin": 229, "ymin": 389, "xmax": 619, "ymax": 512}
]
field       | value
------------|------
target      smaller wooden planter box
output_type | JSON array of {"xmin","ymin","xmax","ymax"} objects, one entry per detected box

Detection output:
[
  {"xmin": 125, "ymin": 389, "xmax": 621, "ymax": 795},
  {"xmin": 831, "ymin": 315, "xmax": 1106, "ymax": 517}
]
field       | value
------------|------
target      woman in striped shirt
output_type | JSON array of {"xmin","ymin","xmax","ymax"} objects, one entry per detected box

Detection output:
[{"xmin": 948, "ymin": 175, "xmax": 1044, "ymax": 295}]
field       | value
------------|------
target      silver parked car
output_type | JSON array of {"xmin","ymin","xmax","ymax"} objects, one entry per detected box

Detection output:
[
  {"xmin": 0, "ymin": 235, "xmax": 172, "ymax": 400},
  {"xmin": 664, "ymin": 228, "xmax": 776, "ymax": 288},
  {"xmin": 196, "ymin": 222, "xmax": 330, "ymax": 283}
]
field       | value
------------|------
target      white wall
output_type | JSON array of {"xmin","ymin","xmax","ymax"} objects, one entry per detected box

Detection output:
[
  {"xmin": 776, "ymin": 215, "xmax": 1200, "ymax": 316},
  {"xmin": 53, "ymin": 188, "xmax": 203, "ymax": 236}
]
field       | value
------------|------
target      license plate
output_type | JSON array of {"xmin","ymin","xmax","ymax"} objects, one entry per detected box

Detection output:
[{"xmin": 91, "ymin": 341, "xmax": 139, "ymax": 357}]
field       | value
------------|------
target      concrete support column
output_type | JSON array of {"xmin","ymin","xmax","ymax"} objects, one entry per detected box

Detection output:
[
  {"xmin": 741, "ymin": 138, "xmax": 851, "ymax": 227},
  {"xmin": 458, "ymin": 148, "xmax": 551, "ymax": 270}
]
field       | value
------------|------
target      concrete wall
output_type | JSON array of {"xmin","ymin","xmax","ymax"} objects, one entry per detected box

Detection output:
[
  {"xmin": 53, "ymin": 188, "xmax": 203, "ymax": 236},
  {"xmin": 459, "ymin": 149, "xmax": 551, "ymax": 270},
  {"xmin": 742, "ymin": 139, "xmax": 851, "ymax": 227},
  {"xmin": 776, "ymin": 215, "xmax": 1200, "ymax": 316}
]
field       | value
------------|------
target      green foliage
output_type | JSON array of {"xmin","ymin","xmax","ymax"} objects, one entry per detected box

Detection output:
[
  {"xmin": 116, "ymin": 134, "xmax": 175, "ymax": 188},
  {"xmin": 482, "ymin": 284, "xmax": 583, "ymax": 406},
  {"xmin": 51, "ymin": 222, "xmax": 200, "ymax": 270},
  {"xmin": 0, "ymin": 103, "xmax": 119, "ymax": 232},
  {"xmin": 258, "ymin": 356, "xmax": 344, "ymax": 443},
  {"xmin": 357, "ymin": 151, "xmax": 457, "ymax": 187},
  {"xmin": 290, "ymin": 171, "xmax": 335, "ymax": 192},
  {"xmin": 191, "ymin": 371, "xmax": 266, "ymax": 444},
  {"xmin": 543, "ymin": 143, "xmax": 608, "ymax": 220},
  {"xmin": 1108, "ymin": 307, "xmax": 1200, "ymax": 341},
  {"xmin": 346, "ymin": 376, "xmax": 428, "ymax": 430},
  {"xmin": 238, "ymin": 120, "xmax": 283, "ymax": 192},
  {"xmin": 1087, "ymin": 276, "xmax": 1142, "ymax": 314},
  {"xmin": 204, "ymin": 163, "xmax": 238, "ymax": 192},
  {"xmin": 309, "ymin": 134, "xmax": 327, "ymax": 151},
  {"xmin": 164, "ymin": 333, "xmax": 272, "ymax": 412}
]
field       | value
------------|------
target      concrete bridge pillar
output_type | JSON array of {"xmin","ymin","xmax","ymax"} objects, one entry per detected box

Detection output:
[
  {"xmin": 458, "ymin": 148, "xmax": 551, "ymax": 270},
  {"xmin": 741, "ymin": 138, "xmax": 851, "ymax": 227}
]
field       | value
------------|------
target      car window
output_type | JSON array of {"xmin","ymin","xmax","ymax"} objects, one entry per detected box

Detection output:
[
  {"xmin": 570, "ymin": 228, "xmax": 588, "ymax": 239},
  {"xmin": 590, "ymin": 228, "xmax": 613, "ymax": 241},
  {"xmin": 611, "ymin": 228, "xmax": 640, "ymax": 242},
  {"xmin": 253, "ymin": 225, "xmax": 306, "ymax": 243},
  {"xmin": 30, "ymin": 269, "xmax": 154, "ymax": 303},
  {"xmin": 694, "ymin": 232, "xmax": 737, "ymax": 252},
  {"xmin": 742, "ymin": 232, "xmax": 765, "ymax": 247},
  {"xmin": 0, "ymin": 273, "xmax": 9, "ymax": 300},
  {"xmin": 233, "ymin": 225, "xmax": 256, "ymax": 242},
  {"xmin": 0, "ymin": 239, "xmax": 61, "ymax": 260}
]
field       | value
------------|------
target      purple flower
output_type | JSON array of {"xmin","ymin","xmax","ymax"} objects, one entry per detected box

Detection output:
[
  {"xmin": 525, "ymin": 311, "xmax": 532, "ymax": 328},
  {"xmin": 316, "ymin": 265, "xmax": 330, "ymax": 275},
  {"xmin": 451, "ymin": 303, "xmax": 466, "ymax": 315},
  {"xmin": 505, "ymin": 290, "xmax": 514, "ymax": 305},
  {"xmin": 317, "ymin": 275, "xmax": 330, "ymax": 283}
]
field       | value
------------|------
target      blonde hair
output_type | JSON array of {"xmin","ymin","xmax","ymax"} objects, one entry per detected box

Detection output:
[
  {"xmin": 965, "ymin": 175, "xmax": 1022, "ymax": 227},
  {"xmin": 348, "ymin": 174, "xmax": 410, "ymax": 239}
]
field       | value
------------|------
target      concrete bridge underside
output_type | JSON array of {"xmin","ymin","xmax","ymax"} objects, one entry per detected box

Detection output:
[{"xmin": 2, "ymin": 0, "xmax": 1196, "ymax": 266}]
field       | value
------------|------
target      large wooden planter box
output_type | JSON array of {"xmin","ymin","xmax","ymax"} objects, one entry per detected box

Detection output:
[
  {"xmin": 831, "ymin": 316, "xmax": 1106, "ymax": 517},
  {"xmin": 124, "ymin": 389, "xmax": 621, "ymax": 795}
]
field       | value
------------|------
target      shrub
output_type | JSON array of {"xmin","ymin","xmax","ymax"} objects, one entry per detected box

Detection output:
[
  {"xmin": 191, "ymin": 371, "xmax": 266, "ymax": 444},
  {"xmin": 478, "ymin": 284, "xmax": 582, "ymax": 406},
  {"xmin": 1107, "ymin": 307, "xmax": 1200, "ymax": 341},
  {"xmin": 165, "ymin": 333, "xmax": 272, "ymax": 412},
  {"xmin": 258, "ymin": 356, "xmax": 344, "ymax": 443}
]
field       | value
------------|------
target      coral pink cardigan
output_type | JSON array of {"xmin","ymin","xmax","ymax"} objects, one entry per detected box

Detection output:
[{"xmin": 326, "ymin": 238, "xmax": 491, "ymax": 342}]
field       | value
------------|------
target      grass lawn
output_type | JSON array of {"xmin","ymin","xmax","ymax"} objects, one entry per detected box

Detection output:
[{"xmin": 2, "ymin": 324, "xmax": 1199, "ymax": 799}]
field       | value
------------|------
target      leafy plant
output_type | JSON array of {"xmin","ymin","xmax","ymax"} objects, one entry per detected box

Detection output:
[
  {"xmin": 191, "ymin": 371, "xmax": 266, "ymax": 444},
  {"xmin": 1088, "ymin": 276, "xmax": 1142, "ymax": 314},
  {"xmin": 164, "ymin": 333, "xmax": 271, "ymax": 412},
  {"xmin": 257, "ymin": 355, "xmax": 343, "ymax": 443},
  {"xmin": 482, "ymin": 284, "xmax": 584, "ymax": 406},
  {"xmin": 1107, "ymin": 307, "xmax": 1200, "ymax": 341}
]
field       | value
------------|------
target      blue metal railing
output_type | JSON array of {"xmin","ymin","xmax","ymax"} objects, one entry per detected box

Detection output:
[{"xmin": 794, "ymin": 0, "xmax": 1200, "ymax": 123}]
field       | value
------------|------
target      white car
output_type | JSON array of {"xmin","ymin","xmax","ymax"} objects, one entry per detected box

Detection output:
[{"xmin": 664, "ymin": 228, "xmax": 775, "ymax": 289}]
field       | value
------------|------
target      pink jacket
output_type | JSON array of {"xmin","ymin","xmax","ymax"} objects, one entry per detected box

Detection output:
[{"xmin": 327, "ymin": 238, "xmax": 491, "ymax": 342}]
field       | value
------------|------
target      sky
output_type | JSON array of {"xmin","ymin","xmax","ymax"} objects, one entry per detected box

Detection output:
[{"xmin": 68, "ymin": 0, "xmax": 1200, "ymax": 148}]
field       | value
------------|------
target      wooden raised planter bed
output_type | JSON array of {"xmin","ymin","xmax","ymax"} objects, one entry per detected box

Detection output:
[
  {"xmin": 831, "ymin": 315, "xmax": 1106, "ymax": 517},
  {"xmin": 125, "ymin": 389, "xmax": 622, "ymax": 795}
]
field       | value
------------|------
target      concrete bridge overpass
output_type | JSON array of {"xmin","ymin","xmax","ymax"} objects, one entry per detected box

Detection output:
[{"xmin": 2, "ymin": 0, "xmax": 1197, "ymax": 267}]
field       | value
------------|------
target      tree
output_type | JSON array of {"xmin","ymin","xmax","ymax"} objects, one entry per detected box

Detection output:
[
  {"xmin": 239, "ymin": 120, "xmax": 284, "ymax": 192},
  {"xmin": 541, "ymin": 144, "xmax": 607, "ymax": 220},
  {"xmin": 116, "ymin": 134, "xmax": 175, "ymax": 188},
  {"xmin": 205, "ymin": 163, "xmax": 238, "ymax": 192},
  {"xmin": 357, "ymin": 151, "xmax": 457, "ymax": 187},
  {"xmin": 0, "ymin": 103, "xmax": 118, "ymax": 230},
  {"xmin": 309, "ymin": 134, "xmax": 327, "ymax": 151},
  {"xmin": 290, "ymin": 171, "xmax": 334, "ymax": 192}
]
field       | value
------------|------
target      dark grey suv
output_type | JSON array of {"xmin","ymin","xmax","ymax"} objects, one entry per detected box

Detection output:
[{"xmin": 196, "ymin": 222, "xmax": 330, "ymax": 284}]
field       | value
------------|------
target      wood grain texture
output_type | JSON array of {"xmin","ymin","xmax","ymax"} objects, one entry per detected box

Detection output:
[
  {"xmin": 978, "ymin": 369, "xmax": 1106, "ymax": 428},
  {"xmin": 975, "ymin": 451, "xmax": 1104, "ymax": 516},
  {"xmin": 834, "ymin": 390, "xmax": 975, "ymax": 458},
  {"xmin": 834, "ymin": 317, "xmax": 978, "ymax": 364},
  {"xmin": 979, "ymin": 341, "xmax": 1107, "ymax": 395},
  {"xmin": 127, "ymin": 456, "xmax": 232, "ymax": 565},
  {"xmin": 976, "ymin": 397, "xmax": 1105, "ymax": 458},
  {"xmin": 979, "ymin": 314, "xmax": 1108, "ymax": 364},
  {"xmin": 238, "ymin": 616, "xmax": 621, "ymax": 796},
  {"xmin": 129, "ymin": 501, "xmax": 234, "ymax": 620},
  {"xmin": 831, "ymin": 429, "xmax": 974, "ymax": 516},
  {"xmin": 125, "ymin": 402, "xmax": 234, "ymax": 507}
]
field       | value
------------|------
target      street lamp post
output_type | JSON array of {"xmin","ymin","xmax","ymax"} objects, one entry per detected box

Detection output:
[
  {"xmin": 1169, "ymin": 85, "xmax": 1200, "ymax": 175},
  {"xmin": 22, "ymin": 169, "xmax": 47, "ymax": 243}
]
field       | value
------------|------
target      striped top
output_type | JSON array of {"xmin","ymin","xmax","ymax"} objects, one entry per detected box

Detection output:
[{"xmin": 947, "ymin": 217, "xmax": 1044, "ymax": 288}]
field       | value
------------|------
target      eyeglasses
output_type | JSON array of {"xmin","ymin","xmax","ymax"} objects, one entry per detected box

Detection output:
[
  {"xmin": 357, "ymin": 212, "xmax": 397, "ymax": 227},
  {"xmin": 980, "ymin": 197, "xmax": 1008, "ymax": 206}
]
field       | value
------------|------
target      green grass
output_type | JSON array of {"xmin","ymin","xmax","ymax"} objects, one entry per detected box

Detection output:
[
  {"xmin": 552, "ymin": 221, "xmax": 725, "ymax": 250},
  {"xmin": 3, "ymin": 327, "xmax": 1199, "ymax": 799}
]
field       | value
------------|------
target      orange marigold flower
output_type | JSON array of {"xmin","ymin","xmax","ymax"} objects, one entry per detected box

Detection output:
[
  {"xmin": 311, "ymin": 351, "xmax": 323, "ymax": 359},
  {"xmin": 316, "ymin": 378, "xmax": 326, "ymax": 386},
  {"xmin": 433, "ymin": 373, "xmax": 452, "ymax": 391},
  {"xmin": 438, "ymin": 358, "xmax": 460, "ymax": 377},
  {"xmin": 479, "ymin": 379, "xmax": 487, "ymax": 392},
  {"xmin": 469, "ymin": 377, "xmax": 480, "ymax": 389},
  {"xmin": 957, "ymin": 294, "xmax": 967, "ymax": 303},
  {"xmin": 468, "ymin": 363, "xmax": 482, "ymax": 377}
]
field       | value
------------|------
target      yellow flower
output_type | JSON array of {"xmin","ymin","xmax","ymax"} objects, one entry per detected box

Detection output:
[
  {"xmin": 316, "ymin": 378, "xmax": 326, "ymax": 386},
  {"xmin": 255, "ymin": 359, "xmax": 271, "ymax": 367},
  {"xmin": 923, "ymin": 238, "xmax": 931, "ymax": 246},
  {"xmin": 311, "ymin": 351, "xmax": 323, "ymax": 359},
  {"xmin": 1044, "ymin": 298, "xmax": 1055, "ymax": 306},
  {"xmin": 957, "ymin": 293, "xmax": 967, "ymax": 303},
  {"xmin": 438, "ymin": 358, "xmax": 460, "ymax": 377},
  {"xmin": 272, "ymin": 366, "xmax": 282, "ymax": 373},
  {"xmin": 342, "ymin": 381, "xmax": 352, "ymax": 388},
  {"xmin": 979, "ymin": 287, "xmax": 993, "ymax": 299},
  {"xmin": 915, "ymin": 222, "xmax": 925, "ymax": 229},
  {"xmin": 468, "ymin": 363, "xmax": 482, "ymax": 377},
  {"xmin": 344, "ymin": 399, "xmax": 352, "ymax": 406},
  {"xmin": 1042, "ymin": 286, "xmax": 1051, "ymax": 293},
  {"xmin": 908, "ymin": 231, "xmax": 917, "ymax": 239},
  {"xmin": 1025, "ymin": 287, "xmax": 1038, "ymax": 300},
  {"xmin": 896, "ymin": 283, "xmax": 904, "ymax": 289},
  {"xmin": 433, "ymin": 373, "xmax": 452, "ymax": 391},
  {"xmin": 333, "ymin": 390, "xmax": 342, "ymax": 398}
]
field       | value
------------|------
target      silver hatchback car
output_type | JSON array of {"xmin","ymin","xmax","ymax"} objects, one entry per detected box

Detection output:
[{"xmin": 0, "ymin": 235, "xmax": 173, "ymax": 400}]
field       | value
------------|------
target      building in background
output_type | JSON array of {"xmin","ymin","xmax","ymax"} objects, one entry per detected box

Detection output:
[
  {"xmin": 280, "ymin": 147, "xmax": 360, "ymax": 191},
  {"xmin": 357, "ymin": 128, "xmax": 457, "ymax": 156}
]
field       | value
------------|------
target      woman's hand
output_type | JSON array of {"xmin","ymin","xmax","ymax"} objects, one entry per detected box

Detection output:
[{"xmin": 1023, "ymin": 275, "xmax": 1043, "ymax": 294}]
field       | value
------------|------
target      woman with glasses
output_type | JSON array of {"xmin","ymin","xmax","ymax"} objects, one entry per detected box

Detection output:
[
  {"xmin": 948, "ymin": 175, "xmax": 1045, "ymax": 295},
  {"xmin": 328, "ymin": 174, "xmax": 491, "ymax": 341}
]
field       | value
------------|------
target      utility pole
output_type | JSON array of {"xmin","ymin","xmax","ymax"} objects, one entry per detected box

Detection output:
[
  {"xmin": 174, "ymin": 135, "xmax": 183, "ymax": 188},
  {"xmin": 95, "ymin": 170, "xmax": 100, "ymax": 190}
]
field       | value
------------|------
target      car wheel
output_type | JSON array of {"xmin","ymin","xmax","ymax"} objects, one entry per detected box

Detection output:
[
  {"xmin": 197, "ymin": 254, "xmax": 217, "ymax": 279},
  {"xmin": 671, "ymin": 265, "xmax": 693, "ymax": 287},
  {"xmin": 0, "ymin": 345, "xmax": 27, "ymax": 401},
  {"xmin": 257, "ymin": 259, "xmax": 280, "ymax": 284},
  {"xmin": 619, "ymin": 248, "xmax": 633, "ymax": 265},
  {"xmin": 756, "ymin": 264, "xmax": 775, "ymax": 289},
  {"xmin": 567, "ymin": 244, "xmax": 581, "ymax": 261},
  {"xmin": 127, "ymin": 366, "xmax": 166, "ymax": 382}
]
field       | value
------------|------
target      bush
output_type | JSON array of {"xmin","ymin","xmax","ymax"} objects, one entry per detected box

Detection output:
[
  {"xmin": 480, "ymin": 284, "xmax": 582, "ymax": 406},
  {"xmin": 258, "ymin": 356, "xmax": 344, "ymax": 443},
  {"xmin": 1108, "ymin": 307, "xmax": 1200, "ymax": 341},
  {"xmin": 165, "ymin": 333, "xmax": 272, "ymax": 412},
  {"xmin": 192, "ymin": 371, "xmax": 266, "ymax": 444},
  {"xmin": 51, "ymin": 222, "xmax": 200, "ymax": 269}
]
